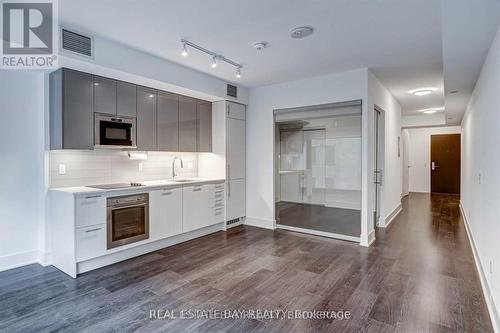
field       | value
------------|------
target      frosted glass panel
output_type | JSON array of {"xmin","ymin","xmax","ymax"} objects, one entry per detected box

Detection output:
[{"xmin": 276, "ymin": 112, "xmax": 361, "ymax": 239}]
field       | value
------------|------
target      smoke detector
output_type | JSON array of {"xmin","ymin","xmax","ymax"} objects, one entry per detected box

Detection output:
[
  {"xmin": 252, "ymin": 41, "xmax": 268, "ymax": 51},
  {"xmin": 290, "ymin": 26, "xmax": 314, "ymax": 39}
]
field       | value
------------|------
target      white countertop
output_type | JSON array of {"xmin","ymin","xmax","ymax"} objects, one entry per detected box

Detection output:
[{"xmin": 50, "ymin": 178, "xmax": 225, "ymax": 195}]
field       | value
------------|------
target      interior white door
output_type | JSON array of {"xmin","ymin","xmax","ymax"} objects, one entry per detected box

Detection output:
[
  {"xmin": 226, "ymin": 179, "xmax": 245, "ymax": 220},
  {"xmin": 149, "ymin": 188, "xmax": 183, "ymax": 240},
  {"xmin": 226, "ymin": 118, "xmax": 246, "ymax": 180}
]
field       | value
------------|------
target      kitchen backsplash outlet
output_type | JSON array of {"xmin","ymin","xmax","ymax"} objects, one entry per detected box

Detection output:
[{"xmin": 50, "ymin": 150, "xmax": 198, "ymax": 188}]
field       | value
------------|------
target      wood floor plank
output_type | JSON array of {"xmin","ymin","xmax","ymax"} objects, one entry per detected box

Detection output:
[{"xmin": 0, "ymin": 193, "xmax": 493, "ymax": 332}]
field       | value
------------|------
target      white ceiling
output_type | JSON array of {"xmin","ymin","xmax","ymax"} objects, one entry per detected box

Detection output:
[{"xmin": 59, "ymin": 0, "xmax": 500, "ymax": 125}]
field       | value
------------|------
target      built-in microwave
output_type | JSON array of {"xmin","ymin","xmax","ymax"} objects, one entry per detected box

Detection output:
[{"xmin": 94, "ymin": 113, "xmax": 136, "ymax": 148}]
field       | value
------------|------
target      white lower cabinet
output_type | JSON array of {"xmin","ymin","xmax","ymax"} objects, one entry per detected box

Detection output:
[
  {"xmin": 76, "ymin": 224, "xmax": 106, "ymax": 262},
  {"xmin": 183, "ymin": 184, "xmax": 211, "ymax": 232},
  {"xmin": 75, "ymin": 194, "xmax": 106, "ymax": 228},
  {"xmin": 149, "ymin": 187, "xmax": 183, "ymax": 240},
  {"xmin": 226, "ymin": 179, "xmax": 245, "ymax": 221}
]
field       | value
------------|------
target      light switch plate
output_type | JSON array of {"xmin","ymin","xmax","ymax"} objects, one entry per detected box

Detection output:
[
  {"xmin": 58, "ymin": 164, "xmax": 66, "ymax": 175},
  {"xmin": 138, "ymin": 162, "xmax": 143, "ymax": 172},
  {"xmin": 187, "ymin": 161, "xmax": 193, "ymax": 169}
]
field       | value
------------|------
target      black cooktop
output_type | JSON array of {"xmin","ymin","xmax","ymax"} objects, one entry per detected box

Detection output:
[{"xmin": 87, "ymin": 182, "xmax": 144, "ymax": 190}]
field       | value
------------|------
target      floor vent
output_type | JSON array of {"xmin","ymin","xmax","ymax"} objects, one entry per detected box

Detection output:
[
  {"xmin": 227, "ymin": 218, "xmax": 242, "ymax": 226},
  {"xmin": 61, "ymin": 28, "xmax": 93, "ymax": 58}
]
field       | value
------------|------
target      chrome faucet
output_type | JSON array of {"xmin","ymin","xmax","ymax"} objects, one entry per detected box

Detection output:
[{"xmin": 172, "ymin": 156, "xmax": 184, "ymax": 180}]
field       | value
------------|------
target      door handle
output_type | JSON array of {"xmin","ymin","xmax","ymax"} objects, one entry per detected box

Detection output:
[
  {"xmin": 227, "ymin": 181, "xmax": 231, "ymax": 198},
  {"xmin": 431, "ymin": 162, "xmax": 438, "ymax": 171}
]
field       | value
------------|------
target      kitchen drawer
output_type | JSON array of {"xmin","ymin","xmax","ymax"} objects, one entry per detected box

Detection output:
[
  {"xmin": 76, "ymin": 224, "xmax": 106, "ymax": 262},
  {"xmin": 212, "ymin": 207, "xmax": 225, "ymax": 224},
  {"xmin": 75, "ymin": 194, "xmax": 106, "ymax": 228}
]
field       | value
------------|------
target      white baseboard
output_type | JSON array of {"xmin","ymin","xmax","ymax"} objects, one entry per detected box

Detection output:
[
  {"xmin": 245, "ymin": 216, "xmax": 276, "ymax": 230},
  {"xmin": 276, "ymin": 224, "xmax": 359, "ymax": 243},
  {"xmin": 409, "ymin": 188, "xmax": 429, "ymax": 193},
  {"xmin": 360, "ymin": 229, "xmax": 376, "ymax": 247},
  {"xmin": 460, "ymin": 202, "xmax": 499, "ymax": 332},
  {"xmin": 0, "ymin": 250, "xmax": 38, "ymax": 272},
  {"xmin": 380, "ymin": 203, "xmax": 402, "ymax": 228}
]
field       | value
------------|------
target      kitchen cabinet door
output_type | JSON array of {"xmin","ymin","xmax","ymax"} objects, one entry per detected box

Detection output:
[
  {"xmin": 117, "ymin": 81, "xmax": 137, "ymax": 118},
  {"xmin": 226, "ymin": 179, "xmax": 245, "ymax": 220},
  {"xmin": 179, "ymin": 96, "xmax": 197, "ymax": 152},
  {"xmin": 94, "ymin": 76, "xmax": 117, "ymax": 115},
  {"xmin": 137, "ymin": 87, "xmax": 157, "ymax": 151},
  {"xmin": 150, "ymin": 188, "xmax": 183, "ymax": 240},
  {"xmin": 182, "ymin": 185, "xmax": 210, "ymax": 232},
  {"xmin": 197, "ymin": 100, "xmax": 212, "ymax": 152},
  {"xmin": 157, "ymin": 91, "xmax": 179, "ymax": 151},
  {"xmin": 226, "ymin": 117, "xmax": 246, "ymax": 180},
  {"xmin": 61, "ymin": 69, "xmax": 94, "ymax": 149},
  {"xmin": 76, "ymin": 224, "xmax": 106, "ymax": 262},
  {"xmin": 227, "ymin": 101, "xmax": 246, "ymax": 120}
]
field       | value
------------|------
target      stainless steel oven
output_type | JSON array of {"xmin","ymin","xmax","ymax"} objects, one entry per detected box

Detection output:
[
  {"xmin": 95, "ymin": 113, "xmax": 136, "ymax": 148},
  {"xmin": 107, "ymin": 193, "xmax": 149, "ymax": 249}
]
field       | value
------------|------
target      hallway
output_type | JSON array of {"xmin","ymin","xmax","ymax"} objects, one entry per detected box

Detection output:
[{"xmin": 0, "ymin": 194, "xmax": 492, "ymax": 332}]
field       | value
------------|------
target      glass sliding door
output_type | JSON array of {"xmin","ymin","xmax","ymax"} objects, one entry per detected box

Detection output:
[{"xmin": 274, "ymin": 102, "xmax": 362, "ymax": 242}]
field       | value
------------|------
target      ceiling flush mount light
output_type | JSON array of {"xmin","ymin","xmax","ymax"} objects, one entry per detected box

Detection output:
[
  {"xmin": 181, "ymin": 42, "xmax": 188, "ymax": 57},
  {"xmin": 420, "ymin": 107, "xmax": 444, "ymax": 114},
  {"xmin": 180, "ymin": 39, "xmax": 243, "ymax": 77},
  {"xmin": 290, "ymin": 26, "xmax": 314, "ymax": 39},
  {"xmin": 409, "ymin": 88, "xmax": 435, "ymax": 96}
]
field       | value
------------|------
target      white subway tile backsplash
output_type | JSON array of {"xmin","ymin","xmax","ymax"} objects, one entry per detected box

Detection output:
[{"xmin": 49, "ymin": 150, "xmax": 198, "ymax": 187}]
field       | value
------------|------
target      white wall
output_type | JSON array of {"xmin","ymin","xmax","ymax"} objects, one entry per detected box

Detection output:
[
  {"xmin": 367, "ymin": 71, "xmax": 403, "ymax": 228},
  {"xmin": 406, "ymin": 126, "xmax": 461, "ymax": 193},
  {"xmin": 247, "ymin": 68, "xmax": 368, "ymax": 236},
  {"xmin": 461, "ymin": 23, "xmax": 500, "ymax": 331},
  {"xmin": 0, "ymin": 71, "xmax": 45, "ymax": 271}
]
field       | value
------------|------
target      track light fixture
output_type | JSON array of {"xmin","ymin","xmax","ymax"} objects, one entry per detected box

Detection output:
[
  {"xmin": 180, "ymin": 39, "xmax": 243, "ymax": 78},
  {"xmin": 181, "ymin": 42, "xmax": 188, "ymax": 57}
]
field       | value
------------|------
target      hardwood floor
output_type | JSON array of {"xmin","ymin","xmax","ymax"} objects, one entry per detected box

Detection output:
[
  {"xmin": 0, "ymin": 193, "xmax": 492, "ymax": 332},
  {"xmin": 276, "ymin": 201, "xmax": 361, "ymax": 237}
]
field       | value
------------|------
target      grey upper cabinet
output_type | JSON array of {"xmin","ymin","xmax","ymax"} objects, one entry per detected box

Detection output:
[
  {"xmin": 94, "ymin": 76, "xmax": 116, "ymax": 115},
  {"xmin": 50, "ymin": 68, "xmax": 213, "ymax": 152},
  {"xmin": 157, "ymin": 91, "xmax": 179, "ymax": 151},
  {"xmin": 117, "ymin": 81, "xmax": 137, "ymax": 118},
  {"xmin": 179, "ymin": 96, "xmax": 197, "ymax": 152},
  {"xmin": 50, "ymin": 68, "xmax": 94, "ymax": 149},
  {"xmin": 137, "ymin": 87, "xmax": 157, "ymax": 151},
  {"xmin": 197, "ymin": 100, "xmax": 212, "ymax": 152}
]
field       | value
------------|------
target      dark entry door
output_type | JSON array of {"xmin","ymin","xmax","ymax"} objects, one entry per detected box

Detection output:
[{"xmin": 430, "ymin": 134, "xmax": 461, "ymax": 194}]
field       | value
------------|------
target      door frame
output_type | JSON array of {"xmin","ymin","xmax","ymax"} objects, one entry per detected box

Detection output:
[{"xmin": 373, "ymin": 105, "xmax": 385, "ymax": 228}]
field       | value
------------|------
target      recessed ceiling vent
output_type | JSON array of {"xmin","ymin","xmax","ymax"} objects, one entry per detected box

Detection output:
[
  {"xmin": 61, "ymin": 28, "xmax": 93, "ymax": 58},
  {"xmin": 227, "ymin": 84, "xmax": 238, "ymax": 98}
]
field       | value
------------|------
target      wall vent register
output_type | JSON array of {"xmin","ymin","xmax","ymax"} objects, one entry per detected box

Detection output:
[{"xmin": 61, "ymin": 28, "xmax": 93, "ymax": 57}]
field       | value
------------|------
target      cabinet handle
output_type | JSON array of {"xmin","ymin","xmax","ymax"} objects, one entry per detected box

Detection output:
[
  {"xmin": 85, "ymin": 228, "xmax": 102, "ymax": 233},
  {"xmin": 193, "ymin": 187, "xmax": 202, "ymax": 192},
  {"xmin": 84, "ymin": 195, "xmax": 102, "ymax": 199},
  {"xmin": 161, "ymin": 191, "xmax": 173, "ymax": 195},
  {"xmin": 227, "ymin": 104, "xmax": 230, "ymax": 116},
  {"xmin": 228, "ymin": 182, "xmax": 231, "ymax": 198},
  {"xmin": 227, "ymin": 164, "xmax": 231, "ymax": 180}
]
